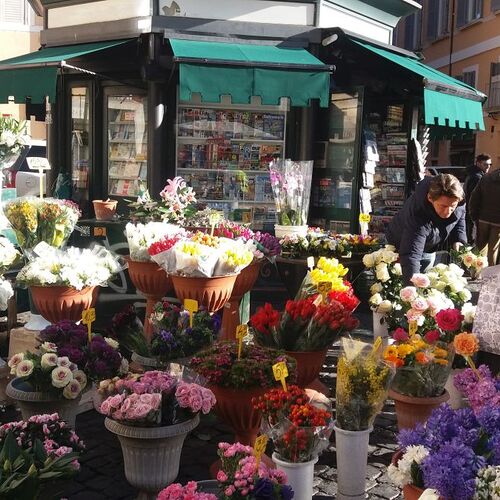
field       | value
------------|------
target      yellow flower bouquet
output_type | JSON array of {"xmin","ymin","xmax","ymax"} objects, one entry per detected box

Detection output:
[
  {"xmin": 296, "ymin": 256, "xmax": 349, "ymax": 299},
  {"xmin": 336, "ymin": 338, "xmax": 394, "ymax": 431}
]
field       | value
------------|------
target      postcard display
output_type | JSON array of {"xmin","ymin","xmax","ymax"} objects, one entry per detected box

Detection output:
[
  {"xmin": 106, "ymin": 95, "xmax": 148, "ymax": 198},
  {"xmin": 176, "ymin": 102, "xmax": 286, "ymax": 228},
  {"xmin": 365, "ymin": 105, "xmax": 408, "ymax": 238}
]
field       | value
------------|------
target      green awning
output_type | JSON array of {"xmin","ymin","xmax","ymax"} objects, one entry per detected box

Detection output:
[
  {"xmin": 352, "ymin": 39, "xmax": 485, "ymax": 130},
  {"xmin": 0, "ymin": 39, "xmax": 132, "ymax": 103},
  {"xmin": 170, "ymin": 39, "xmax": 331, "ymax": 108}
]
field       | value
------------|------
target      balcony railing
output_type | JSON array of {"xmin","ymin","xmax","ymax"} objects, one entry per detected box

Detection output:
[{"xmin": 486, "ymin": 81, "xmax": 500, "ymax": 111}]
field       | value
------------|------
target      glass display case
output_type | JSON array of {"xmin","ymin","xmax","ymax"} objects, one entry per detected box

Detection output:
[
  {"xmin": 176, "ymin": 100, "xmax": 287, "ymax": 229},
  {"xmin": 70, "ymin": 86, "xmax": 90, "ymax": 212},
  {"xmin": 106, "ymin": 94, "xmax": 148, "ymax": 198}
]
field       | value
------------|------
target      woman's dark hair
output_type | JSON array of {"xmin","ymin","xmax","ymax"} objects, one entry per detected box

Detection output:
[{"xmin": 428, "ymin": 174, "xmax": 464, "ymax": 202}]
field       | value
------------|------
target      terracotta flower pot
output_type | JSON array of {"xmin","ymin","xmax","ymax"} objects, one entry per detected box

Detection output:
[
  {"xmin": 284, "ymin": 349, "xmax": 328, "ymax": 388},
  {"xmin": 125, "ymin": 257, "xmax": 173, "ymax": 342},
  {"xmin": 389, "ymin": 388, "xmax": 450, "ymax": 431},
  {"xmin": 220, "ymin": 261, "xmax": 261, "ymax": 341},
  {"xmin": 6, "ymin": 378, "xmax": 81, "ymax": 428},
  {"xmin": 93, "ymin": 199, "xmax": 117, "ymax": 220},
  {"xmin": 170, "ymin": 274, "xmax": 237, "ymax": 313},
  {"xmin": 208, "ymin": 385, "xmax": 267, "ymax": 446},
  {"xmin": 29, "ymin": 285, "xmax": 98, "ymax": 324}
]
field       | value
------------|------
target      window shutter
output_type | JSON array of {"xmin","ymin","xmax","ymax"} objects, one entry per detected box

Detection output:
[
  {"xmin": 439, "ymin": 0, "xmax": 450, "ymax": 34},
  {"xmin": 462, "ymin": 70, "xmax": 476, "ymax": 87},
  {"xmin": 427, "ymin": 0, "xmax": 439, "ymax": 39},
  {"xmin": 3, "ymin": 0, "xmax": 25, "ymax": 23},
  {"xmin": 457, "ymin": 0, "xmax": 467, "ymax": 27},
  {"xmin": 492, "ymin": 0, "xmax": 500, "ymax": 11},
  {"xmin": 404, "ymin": 14, "xmax": 416, "ymax": 50}
]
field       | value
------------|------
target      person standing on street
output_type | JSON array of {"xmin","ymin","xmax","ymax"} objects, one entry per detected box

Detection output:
[
  {"xmin": 468, "ymin": 168, "xmax": 500, "ymax": 266},
  {"xmin": 386, "ymin": 174, "xmax": 466, "ymax": 284},
  {"xmin": 464, "ymin": 154, "xmax": 492, "ymax": 242}
]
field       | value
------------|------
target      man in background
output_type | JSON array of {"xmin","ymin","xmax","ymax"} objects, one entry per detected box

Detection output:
[{"xmin": 464, "ymin": 154, "xmax": 492, "ymax": 242}]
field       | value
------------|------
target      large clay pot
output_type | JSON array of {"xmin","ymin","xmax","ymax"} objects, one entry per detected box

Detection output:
[
  {"xmin": 6, "ymin": 377, "xmax": 81, "ymax": 428},
  {"xmin": 125, "ymin": 257, "xmax": 173, "ymax": 341},
  {"xmin": 93, "ymin": 199, "xmax": 117, "ymax": 220},
  {"xmin": 284, "ymin": 349, "xmax": 328, "ymax": 389},
  {"xmin": 208, "ymin": 385, "xmax": 267, "ymax": 446},
  {"xmin": 389, "ymin": 388, "xmax": 450, "ymax": 431},
  {"xmin": 171, "ymin": 274, "xmax": 237, "ymax": 313},
  {"xmin": 220, "ymin": 261, "xmax": 261, "ymax": 340},
  {"xmin": 105, "ymin": 414, "xmax": 200, "ymax": 500},
  {"xmin": 29, "ymin": 285, "xmax": 98, "ymax": 324}
]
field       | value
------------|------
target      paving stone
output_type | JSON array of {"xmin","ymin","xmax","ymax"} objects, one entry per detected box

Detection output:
[{"xmin": 369, "ymin": 482, "xmax": 403, "ymax": 499}]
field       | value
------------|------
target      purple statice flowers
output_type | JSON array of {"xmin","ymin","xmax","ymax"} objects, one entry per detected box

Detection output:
[{"xmin": 396, "ymin": 404, "xmax": 500, "ymax": 499}]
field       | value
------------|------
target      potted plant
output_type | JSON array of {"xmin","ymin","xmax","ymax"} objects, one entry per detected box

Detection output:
[
  {"xmin": 0, "ymin": 413, "xmax": 85, "ymax": 499},
  {"xmin": 334, "ymin": 337, "xmax": 394, "ymax": 499},
  {"xmin": 268, "ymin": 159, "xmax": 313, "ymax": 238},
  {"xmin": 99, "ymin": 368, "xmax": 216, "ymax": 499},
  {"xmin": 254, "ymin": 385, "xmax": 332, "ymax": 499},
  {"xmin": 190, "ymin": 341, "xmax": 297, "ymax": 446},
  {"xmin": 132, "ymin": 300, "xmax": 220, "ymax": 369},
  {"xmin": 387, "ymin": 404, "xmax": 499, "ymax": 499},
  {"xmin": 250, "ymin": 271, "xmax": 359, "ymax": 389},
  {"xmin": 158, "ymin": 441, "xmax": 295, "ymax": 499},
  {"xmin": 92, "ymin": 198, "xmax": 117, "ymax": 220},
  {"xmin": 16, "ymin": 244, "xmax": 122, "ymax": 324},
  {"xmin": 7, "ymin": 323, "xmax": 127, "ymax": 427}
]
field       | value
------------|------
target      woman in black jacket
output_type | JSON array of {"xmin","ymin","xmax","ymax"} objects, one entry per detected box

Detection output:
[{"xmin": 385, "ymin": 174, "xmax": 466, "ymax": 284}]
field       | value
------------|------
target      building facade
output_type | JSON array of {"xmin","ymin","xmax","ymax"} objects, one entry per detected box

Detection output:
[{"xmin": 395, "ymin": 0, "xmax": 500, "ymax": 169}]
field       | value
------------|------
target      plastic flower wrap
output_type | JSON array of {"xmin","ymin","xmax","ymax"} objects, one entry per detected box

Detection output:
[
  {"xmin": 190, "ymin": 341, "xmax": 297, "ymax": 390},
  {"xmin": 159, "ymin": 442, "xmax": 294, "ymax": 499},
  {"xmin": 383, "ymin": 335, "xmax": 453, "ymax": 397},
  {"xmin": 16, "ymin": 243, "xmax": 123, "ymax": 290},
  {"xmin": 4, "ymin": 198, "xmax": 80, "ymax": 252},
  {"xmin": 268, "ymin": 159, "xmax": 313, "ymax": 226},
  {"xmin": 336, "ymin": 338, "xmax": 394, "ymax": 431},
  {"xmin": 250, "ymin": 292, "xmax": 359, "ymax": 352},
  {"xmin": 254, "ymin": 385, "xmax": 333, "ymax": 462},
  {"xmin": 388, "ymin": 404, "xmax": 500, "ymax": 499},
  {"xmin": 149, "ymin": 301, "xmax": 220, "ymax": 362},
  {"xmin": 98, "ymin": 367, "xmax": 215, "ymax": 426},
  {"xmin": 125, "ymin": 221, "xmax": 185, "ymax": 262},
  {"xmin": 363, "ymin": 245, "xmax": 403, "ymax": 315}
]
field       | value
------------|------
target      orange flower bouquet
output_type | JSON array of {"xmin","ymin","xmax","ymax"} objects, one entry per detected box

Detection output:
[{"xmin": 383, "ymin": 335, "xmax": 454, "ymax": 397}]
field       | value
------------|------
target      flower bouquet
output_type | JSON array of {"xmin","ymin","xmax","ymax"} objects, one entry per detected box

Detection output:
[
  {"xmin": 0, "ymin": 413, "xmax": 85, "ymax": 499},
  {"xmin": 158, "ymin": 441, "xmax": 294, "ymax": 500},
  {"xmin": 147, "ymin": 300, "xmax": 220, "ymax": 363},
  {"xmin": 5, "ymin": 198, "xmax": 81, "ymax": 252},
  {"xmin": 0, "ymin": 236, "xmax": 20, "ymax": 310},
  {"xmin": 336, "ymin": 338, "xmax": 394, "ymax": 431},
  {"xmin": 387, "ymin": 404, "xmax": 500, "ymax": 499},
  {"xmin": 0, "ymin": 115, "xmax": 29, "ymax": 165},
  {"xmin": 16, "ymin": 244, "xmax": 122, "ymax": 290},
  {"xmin": 268, "ymin": 160, "xmax": 313, "ymax": 236},
  {"xmin": 450, "ymin": 245, "xmax": 488, "ymax": 279}
]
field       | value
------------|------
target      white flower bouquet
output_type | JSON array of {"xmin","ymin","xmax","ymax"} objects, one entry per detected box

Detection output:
[
  {"xmin": 125, "ymin": 222, "xmax": 185, "ymax": 262},
  {"xmin": 0, "ymin": 236, "xmax": 20, "ymax": 310},
  {"xmin": 0, "ymin": 116, "xmax": 29, "ymax": 165},
  {"xmin": 16, "ymin": 243, "xmax": 123, "ymax": 290},
  {"xmin": 450, "ymin": 245, "xmax": 488, "ymax": 279}
]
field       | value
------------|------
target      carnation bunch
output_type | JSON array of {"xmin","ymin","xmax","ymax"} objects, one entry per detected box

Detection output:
[
  {"xmin": 99, "ymin": 369, "xmax": 216, "ymax": 426},
  {"xmin": 383, "ymin": 335, "xmax": 453, "ymax": 397},
  {"xmin": 388, "ymin": 404, "xmax": 500, "ymax": 499},
  {"xmin": 336, "ymin": 337, "xmax": 394, "ymax": 431},
  {"xmin": 254, "ymin": 385, "xmax": 333, "ymax": 462},
  {"xmin": 190, "ymin": 341, "xmax": 296, "ymax": 389}
]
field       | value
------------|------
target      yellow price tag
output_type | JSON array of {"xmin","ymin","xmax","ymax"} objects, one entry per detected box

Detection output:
[
  {"xmin": 184, "ymin": 299, "xmax": 199, "ymax": 328},
  {"xmin": 254, "ymin": 434, "xmax": 268, "ymax": 469},
  {"xmin": 372, "ymin": 336, "xmax": 383, "ymax": 354},
  {"xmin": 272, "ymin": 361, "xmax": 288, "ymax": 392},
  {"xmin": 307, "ymin": 256, "xmax": 315, "ymax": 271},
  {"xmin": 409, "ymin": 320, "xmax": 418, "ymax": 336},
  {"xmin": 317, "ymin": 281, "xmax": 332, "ymax": 302},
  {"xmin": 236, "ymin": 324, "xmax": 248, "ymax": 360},
  {"xmin": 82, "ymin": 308, "xmax": 96, "ymax": 344},
  {"xmin": 359, "ymin": 213, "xmax": 371, "ymax": 223}
]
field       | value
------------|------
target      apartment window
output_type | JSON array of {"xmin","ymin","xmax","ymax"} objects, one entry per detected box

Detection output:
[
  {"xmin": 0, "ymin": 0, "xmax": 30, "ymax": 24},
  {"xmin": 487, "ymin": 62, "xmax": 500, "ymax": 110},
  {"xmin": 462, "ymin": 70, "xmax": 476, "ymax": 87},
  {"xmin": 404, "ymin": 1, "xmax": 422, "ymax": 50},
  {"xmin": 492, "ymin": 0, "xmax": 500, "ymax": 11},
  {"xmin": 427, "ymin": 0, "xmax": 449, "ymax": 40},
  {"xmin": 456, "ymin": 0, "xmax": 483, "ymax": 27}
]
